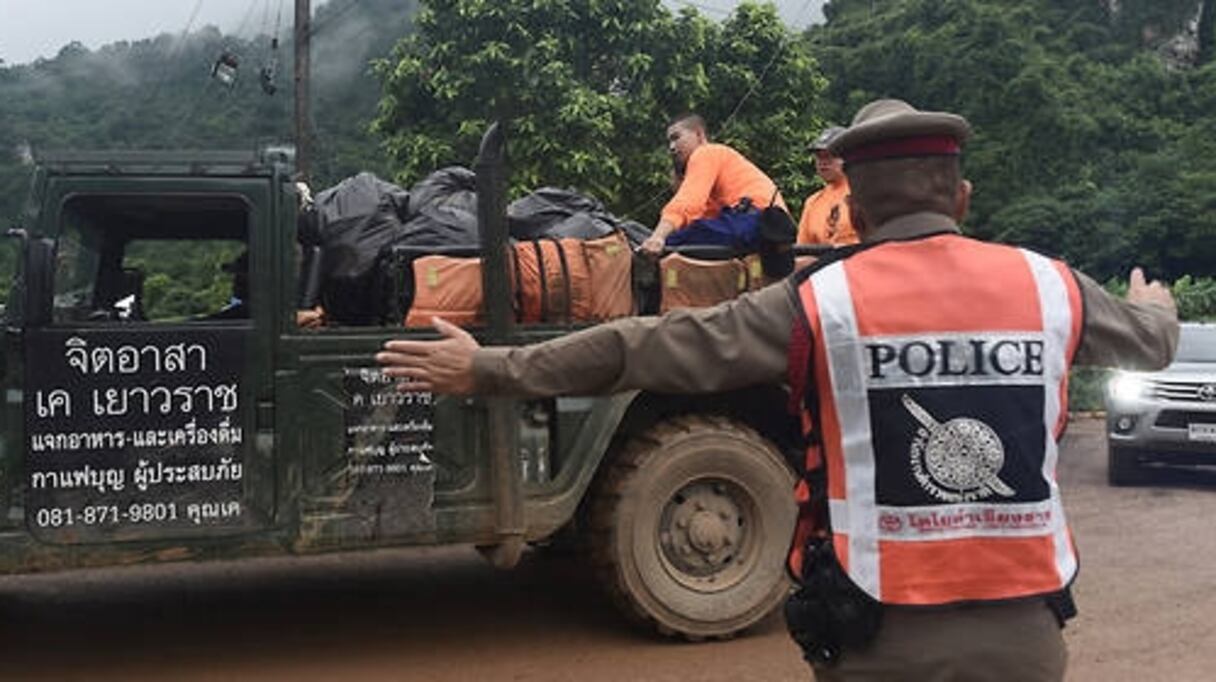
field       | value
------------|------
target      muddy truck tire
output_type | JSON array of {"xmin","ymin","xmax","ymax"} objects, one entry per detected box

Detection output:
[{"xmin": 586, "ymin": 415, "xmax": 797, "ymax": 640}]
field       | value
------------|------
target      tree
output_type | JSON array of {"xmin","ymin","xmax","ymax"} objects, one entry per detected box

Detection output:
[
  {"xmin": 811, "ymin": 0, "xmax": 1216, "ymax": 282},
  {"xmin": 0, "ymin": 0, "xmax": 417, "ymax": 305},
  {"xmin": 372, "ymin": 0, "xmax": 829, "ymax": 222}
]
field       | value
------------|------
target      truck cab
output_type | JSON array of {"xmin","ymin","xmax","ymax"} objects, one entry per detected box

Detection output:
[{"xmin": 0, "ymin": 134, "xmax": 801, "ymax": 639}]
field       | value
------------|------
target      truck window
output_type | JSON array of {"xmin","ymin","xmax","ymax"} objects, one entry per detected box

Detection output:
[{"xmin": 52, "ymin": 195, "xmax": 250, "ymax": 324}]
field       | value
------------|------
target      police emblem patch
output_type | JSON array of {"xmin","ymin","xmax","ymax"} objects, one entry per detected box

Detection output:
[{"xmin": 903, "ymin": 394, "xmax": 1015, "ymax": 502}]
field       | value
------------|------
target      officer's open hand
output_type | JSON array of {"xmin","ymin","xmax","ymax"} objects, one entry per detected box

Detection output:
[
  {"xmin": 376, "ymin": 317, "xmax": 481, "ymax": 395},
  {"xmin": 1127, "ymin": 267, "xmax": 1177, "ymax": 317}
]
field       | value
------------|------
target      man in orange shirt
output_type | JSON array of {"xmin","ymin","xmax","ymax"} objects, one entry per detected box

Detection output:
[
  {"xmin": 640, "ymin": 114, "xmax": 788, "ymax": 256},
  {"xmin": 797, "ymin": 126, "xmax": 858, "ymax": 246}
]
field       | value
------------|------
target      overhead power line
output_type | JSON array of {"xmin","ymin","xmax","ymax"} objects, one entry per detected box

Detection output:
[
  {"xmin": 626, "ymin": 0, "xmax": 817, "ymax": 220},
  {"xmin": 231, "ymin": 0, "xmax": 263, "ymax": 41},
  {"xmin": 719, "ymin": 0, "xmax": 816, "ymax": 134},
  {"xmin": 145, "ymin": 0, "xmax": 206, "ymax": 109}
]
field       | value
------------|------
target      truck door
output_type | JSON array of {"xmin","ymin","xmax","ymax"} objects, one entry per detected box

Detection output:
[
  {"xmin": 279, "ymin": 128, "xmax": 527, "ymax": 556},
  {"xmin": 20, "ymin": 184, "xmax": 274, "ymax": 544}
]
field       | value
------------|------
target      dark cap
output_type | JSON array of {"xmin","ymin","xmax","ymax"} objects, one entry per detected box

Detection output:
[
  {"xmin": 829, "ymin": 99, "xmax": 971, "ymax": 164},
  {"xmin": 809, "ymin": 126, "xmax": 845, "ymax": 152}
]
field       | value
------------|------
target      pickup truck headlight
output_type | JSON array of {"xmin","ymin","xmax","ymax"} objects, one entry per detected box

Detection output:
[{"xmin": 1109, "ymin": 372, "xmax": 1148, "ymax": 404}]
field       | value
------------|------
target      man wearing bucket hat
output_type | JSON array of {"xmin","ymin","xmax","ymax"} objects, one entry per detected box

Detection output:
[
  {"xmin": 797, "ymin": 126, "xmax": 858, "ymax": 247},
  {"xmin": 377, "ymin": 99, "xmax": 1178, "ymax": 680}
]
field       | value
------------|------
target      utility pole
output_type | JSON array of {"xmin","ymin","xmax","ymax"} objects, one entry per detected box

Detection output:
[{"xmin": 294, "ymin": 0, "xmax": 311, "ymax": 182}]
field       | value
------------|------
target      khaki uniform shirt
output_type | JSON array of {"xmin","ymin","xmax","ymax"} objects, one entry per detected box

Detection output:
[{"xmin": 473, "ymin": 213, "xmax": 1178, "ymax": 397}]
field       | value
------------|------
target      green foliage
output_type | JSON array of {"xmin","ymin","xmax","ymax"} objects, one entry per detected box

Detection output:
[
  {"xmin": 1108, "ymin": 0, "xmax": 1210, "ymax": 49},
  {"xmin": 4, "ymin": 0, "xmax": 1215, "ymax": 328},
  {"xmin": 372, "ymin": 0, "xmax": 828, "ymax": 221},
  {"xmin": 812, "ymin": 0, "xmax": 1216, "ymax": 283},
  {"xmin": 1173, "ymin": 275, "xmax": 1216, "ymax": 320},
  {"xmin": 1069, "ymin": 366, "xmax": 1110, "ymax": 413},
  {"xmin": 1101, "ymin": 272, "xmax": 1216, "ymax": 320},
  {"xmin": 0, "ymin": 0, "xmax": 416, "ymax": 309},
  {"xmin": 126, "ymin": 240, "xmax": 244, "ymax": 320},
  {"xmin": 818, "ymin": 0, "xmax": 1216, "ymax": 415}
]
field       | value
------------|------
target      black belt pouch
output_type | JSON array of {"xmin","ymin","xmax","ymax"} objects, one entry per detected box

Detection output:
[{"xmin": 784, "ymin": 539, "xmax": 884, "ymax": 667}]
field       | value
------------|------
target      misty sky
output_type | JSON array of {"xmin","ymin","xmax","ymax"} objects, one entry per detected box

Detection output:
[{"xmin": 0, "ymin": 0, "xmax": 827, "ymax": 66}]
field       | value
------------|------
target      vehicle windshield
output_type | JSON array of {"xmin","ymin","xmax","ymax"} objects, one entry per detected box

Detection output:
[
  {"xmin": 53, "ymin": 194, "xmax": 249, "ymax": 324},
  {"xmin": 1175, "ymin": 326, "xmax": 1216, "ymax": 363}
]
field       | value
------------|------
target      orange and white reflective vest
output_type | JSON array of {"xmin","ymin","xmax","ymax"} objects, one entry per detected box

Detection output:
[{"xmin": 786, "ymin": 233, "xmax": 1084, "ymax": 606}]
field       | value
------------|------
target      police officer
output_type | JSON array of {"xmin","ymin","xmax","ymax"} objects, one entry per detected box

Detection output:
[{"xmin": 376, "ymin": 99, "xmax": 1178, "ymax": 681}]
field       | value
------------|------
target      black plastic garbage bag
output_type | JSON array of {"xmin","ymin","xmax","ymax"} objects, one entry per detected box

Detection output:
[
  {"xmin": 315, "ymin": 172, "xmax": 409, "ymax": 229},
  {"xmin": 401, "ymin": 167, "xmax": 480, "ymax": 247},
  {"xmin": 508, "ymin": 186, "xmax": 650, "ymax": 246},
  {"xmin": 314, "ymin": 172, "xmax": 411, "ymax": 325}
]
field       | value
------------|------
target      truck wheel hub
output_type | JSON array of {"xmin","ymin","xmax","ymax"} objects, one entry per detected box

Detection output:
[
  {"xmin": 688, "ymin": 511, "xmax": 728, "ymax": 553},
  {"xmin": 661, "ymin": 481, "xmax": 747, "ymax": 580}
]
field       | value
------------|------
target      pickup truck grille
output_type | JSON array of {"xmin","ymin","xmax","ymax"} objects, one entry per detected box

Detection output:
[{"xmin": 1146, "ymin": 379, "xmax": 1216, "ymax": 402}]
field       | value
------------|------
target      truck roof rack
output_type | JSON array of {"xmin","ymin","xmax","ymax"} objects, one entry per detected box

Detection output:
[{"xmin": 33, "ymin": 149, "xmax": 293, "ymax": 177}]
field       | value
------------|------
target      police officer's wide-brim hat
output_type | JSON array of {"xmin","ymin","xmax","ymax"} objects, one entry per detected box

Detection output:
[{"xmin": 828, "ymin": 99, "xmax": 971, "ymax": 164}]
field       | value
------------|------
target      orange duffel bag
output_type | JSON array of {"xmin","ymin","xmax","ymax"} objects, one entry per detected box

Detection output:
[
  {"xmin": 513, "ymin": 237, "xmax": 593, "ymax": 323},
  {"xmin": 404, "ymin": 254, "xmax": 484, "ymax": 328},
  {"xmin": 401, "ymin": 232, "xmax": 635, "ymax": 327},
  {"xmin": 659, "ymin": 252, "xmax": 749, "ymax": 313},
  {"xmin": 743, "ymin": 253, "xmax": 769, "ymax": 291},
  {"xmin": 581, "ymin": 231, "xmax": 634, "ymax": 320}
]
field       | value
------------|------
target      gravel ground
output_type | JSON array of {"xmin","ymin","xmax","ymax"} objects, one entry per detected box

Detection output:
[{"xmin": 0, "ymin": 417, "xmax": 1212, "ymax": 681}]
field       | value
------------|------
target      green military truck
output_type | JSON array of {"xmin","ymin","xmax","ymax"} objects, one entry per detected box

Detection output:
[{"xmin": 0, "ymin": 128, "xmax": 800, "ymax": 639}]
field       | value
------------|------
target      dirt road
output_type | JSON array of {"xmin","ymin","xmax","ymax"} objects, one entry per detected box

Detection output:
[{"xmin": 0, "ymin": 418, "xmax": 1212, "ymax": 681}]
